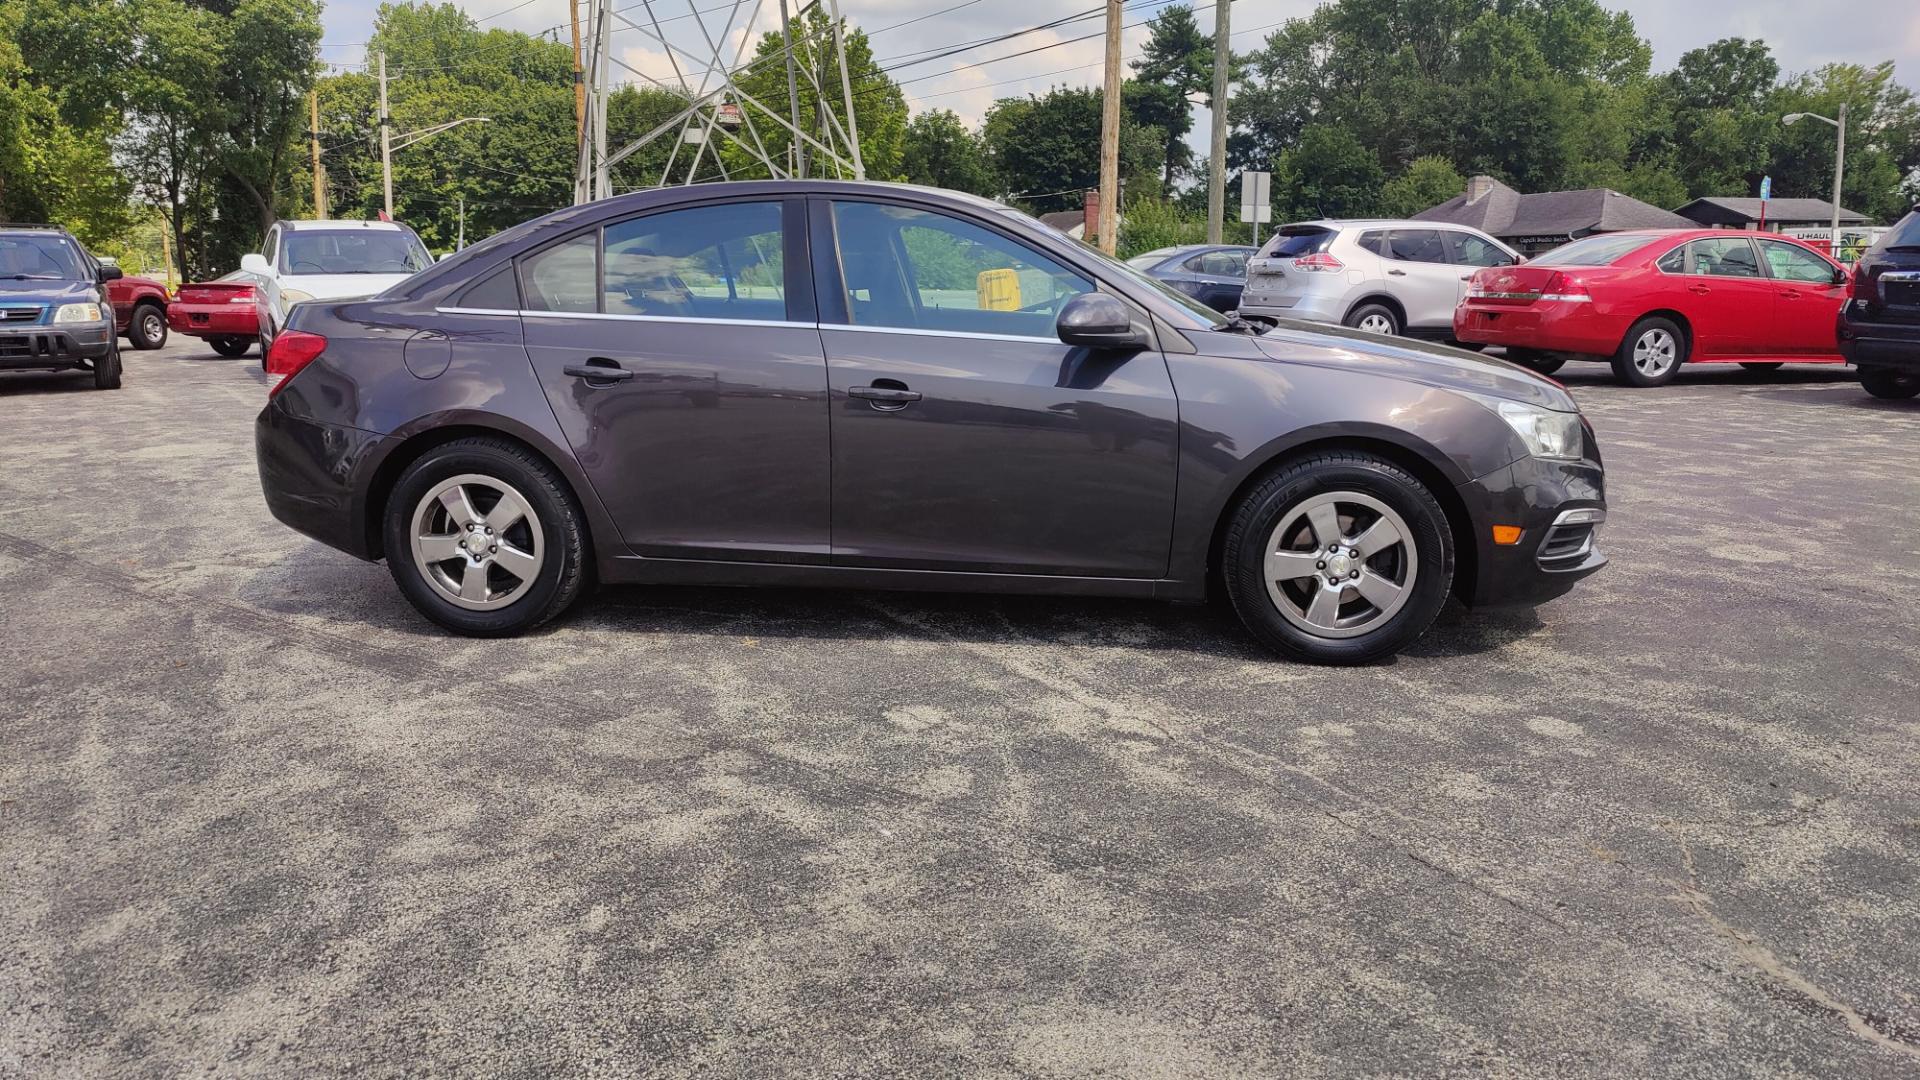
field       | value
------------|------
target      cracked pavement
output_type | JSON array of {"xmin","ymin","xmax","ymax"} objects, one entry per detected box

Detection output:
[{"xmin": 3, "ymin": 339, "xmax": 1918, "ymax": 1077}]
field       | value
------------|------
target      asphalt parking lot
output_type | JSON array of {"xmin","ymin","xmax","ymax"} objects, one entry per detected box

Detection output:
[{"xmin": 4, "ymin": 336, "xmax": 1919, "ymax": 1077}]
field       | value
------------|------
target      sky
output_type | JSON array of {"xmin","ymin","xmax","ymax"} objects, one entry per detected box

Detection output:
[{"xmin": 315, "ymin": 0, "xmax": 1920, "ymax": 135}]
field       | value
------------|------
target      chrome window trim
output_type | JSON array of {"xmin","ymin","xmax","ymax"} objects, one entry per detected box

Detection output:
[
  {"xmin": 435, "ymin": 306, "xmax": 520, "ymax": 317},
  {"xmin": 823, "ymin": 322, "xmax": 1064, "ymax": 346},
  {"xmin": 516, "ymin": 309, "xmax": 812, "ymax": 330}
]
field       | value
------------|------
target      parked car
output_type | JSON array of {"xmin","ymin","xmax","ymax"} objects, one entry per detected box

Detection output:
[
  {"xmin": 0, "ymin": 223, "xmax": 123, "ymax": 389},
  {"xmin": 1125, "ymin": 244, "xmax": 1257, "ymax": 313},
  {"xmin": 168, "ymin": 271, "xmax": 269, "ymax": 359},
  {"xmin": 239, "ymin": 219, "xmax": 434, "ymax": 345},
  {"xmin": 256, "ymin": 181, "xmax": 1607, "ymax": 664},
  {"xmin": 1238, "ymin": 220, "xmax": 1521, "ymax": 343},
  {"xmin": 1457, "ymin": 229, "xmax": 1851, "ymax": 387},
  {"xmin": 98, "ymin": 261, "xmax": 172, "ymax": 350},
  {"xmin": 1838, "ymin": 206, "xmax": 1920, "ymax": 400}
]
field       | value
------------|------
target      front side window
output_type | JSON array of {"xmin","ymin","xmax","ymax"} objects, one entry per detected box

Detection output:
[
  {"xmin": 281, "ymin": 229, "xmax": 431, "ymax": 274},
  {"xmin": 1687, "ymin": 237, "xmax": 1764, "ymax": 279},
  {"xmin": 1384, "ymin": 229, "xmax": 1448, "ymax": 263},
  {"xmin": 603, "ymin": 202, "xmax": 784, "ymax": 320},
  {"xmin": 1758, "ymin": 239, "xmax": 1839, "ymax": 284},
  {"xmin": 830, "ymin": 201, "xmax": 1092, "ymax": 337},
  {"xmin": 1446, "ymin": 232, "xmax": 1513, "ymax": 267},
  {"xmin": 261, "ymin": 229, "xmax": 279, "ymax": 268}
]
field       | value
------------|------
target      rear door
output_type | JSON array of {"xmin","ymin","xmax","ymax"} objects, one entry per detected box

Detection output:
[
  {"xmin": 1380, "ymin": 229, "xmax": 1460, "ymax": 330},
  {"xmin": 519, "ymin": 197, "xmax": 834, "ymax": 562},
  {"xmin": 814, "ymin": 196, "xmax": 1178, "ymax": 577},
  {"xmin": 1756, "ymin": 237, "xmax": 1847, "ymax": 356},
  {"xmin": 1665, "ymin": 236, "xmax": 1776, "ymax": 356}
]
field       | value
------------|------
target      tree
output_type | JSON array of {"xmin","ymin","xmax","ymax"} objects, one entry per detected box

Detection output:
[
  {"xmin": 900, "ymin": 110, "xmax": 994, "ymax": 195},
  {"xmin": 981, "ymin": 86, "xmax": 1161, "ymax": 214},
  {"xmin": 121, "ymin": 0, "xmax": 225, "ymax": 279},
  {"xmin": 1770, "ymin": 63, "xmax": 1919, "ymax": 223},
  {"xmin": 1380, "ymin": 156, "xmax": 1464, "ymax": 217},
  {"xmin": 1273, "ymin": 125, "xmax": 1383, "ymax": 220},
  {"xmin": 725, "ymin": 8, "xmax": 907, "ymax": 182},
  {"xmin": 1130, "ymin": 4, "xmax": 1209, "ymax": 186}
]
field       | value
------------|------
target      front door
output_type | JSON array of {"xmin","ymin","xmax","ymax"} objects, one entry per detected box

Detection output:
[
  {"xmin": 519, "ymin": 197, "xmax": 833, "ymax": 562},
  {"xmin": 1379, "ymin": 229, "xmax": 1462, "ymax": 331},
  {"xmin": 1756, "ymin": 238, "xmax": 1848, "ymax": 356},
  {"xmin": 814, "ymin": 197, "xmax": 1179, "ymax": 578},
  {"xmin": 1667, "ymin": 236, "xmax": 1776, "ymax": 356}
]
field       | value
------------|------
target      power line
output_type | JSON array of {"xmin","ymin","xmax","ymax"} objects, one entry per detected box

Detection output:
[{"xmin": 908, "ymin": 15, "xmax": 1283, "ymax": 102}]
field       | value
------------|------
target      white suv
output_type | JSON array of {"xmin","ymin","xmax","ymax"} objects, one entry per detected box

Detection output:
[
  {"xmin": 1239, "ymin": 220, "xmax": 1521, "ymax": 342},
  {"xmin": 239, "ymin": 219, "xmax": 434, "ymax": 344}
]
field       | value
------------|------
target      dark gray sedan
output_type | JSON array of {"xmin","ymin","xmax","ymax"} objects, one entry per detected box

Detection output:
[
  {"xmin": 256, "ymin": 181, "xmax": 1606, "ymax": 664},
  {"xmin": 1126, "ymin": 243, "xmax": 1257, "ymax": 313}
]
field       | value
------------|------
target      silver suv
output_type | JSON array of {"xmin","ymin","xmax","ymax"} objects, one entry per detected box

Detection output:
[{"xmin": 1239, "ymin": 220, "xmax": 1520, "ymax": 341}]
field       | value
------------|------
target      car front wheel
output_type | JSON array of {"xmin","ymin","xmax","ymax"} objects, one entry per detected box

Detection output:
[
  {"xmin": 93, "ymin": 341, "xmax": 122, "ymax": 390},
  {"xmin": 384, "ymin": 437, "xmax": 590, "ymax": 636},
  {"xmin": 1223, "ymin": 452, "xmax": 1454, "ymax": 665},
  {"xmin": 1860, "ymin": 367, "xmax": 1920, "ymax": 399}
]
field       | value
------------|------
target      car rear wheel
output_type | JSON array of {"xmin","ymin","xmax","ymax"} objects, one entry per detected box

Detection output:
[
  {"xmin": 1739, "ymin": 362, "xmax": 1785, "ymax": 373},
  {"xmin": 1222, "ymin": 452, "xmax": 1454, "ymax": 665},
  {"xmin": 208, "ymin": 337, "xmax": 251, "ymax": 358},
  {"xmin": 1860, "ymin": 367, "xmax": 1920, "ymax": 399},
  {"xmin": 1344, "ymin": 303, "xmax": 1401, "ymax": 337},
  {"xmin": 384, "ymin": 438, "xmax": 590, "ymax": 636},
  {"xmin": 1611, "ymin": 317, "xmax": 1686, "ymax": 387},
  {"xmin": 128, "ymin": 303, "xmax": 167, "ymax": 350},
  {"xmin": 1506, "ymin": 348, "xmax": 1567, "ymax": 376},
  {"xmin": 92, "ymin": 342, "xmax": 122, "ymax": 390}
]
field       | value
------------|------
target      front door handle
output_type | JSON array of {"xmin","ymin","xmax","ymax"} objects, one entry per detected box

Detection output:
[
  {"xmin": 1688, "ymin": 284, "xmax": 1711, "ymax": 295},
  {"xmin": 848, "ymin": 382, "xmax": 922, "ymax": 410},
  {"xmin": 1781, "ymin": 289, "xmax": 1803, "ymax": 299},
  {"xmin": 564, "ymin": 359, "xmax": 634, "ymax": 382},
  {"xmin": 1387, "ymin": 269, "xmax": 1407, "ymax": 276}
]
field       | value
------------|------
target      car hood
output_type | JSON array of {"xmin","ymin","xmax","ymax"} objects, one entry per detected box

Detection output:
[
  {"xmin": 0, "ymin": 278, "xmax": 98, "ymax": 308},
  {"xmin": 1248, "ymin": 319, "xmax": 1579, "ymax": 412},
  {"xmin": 279, "ymin": 273, "xmax": 416, "ymax": 300}
]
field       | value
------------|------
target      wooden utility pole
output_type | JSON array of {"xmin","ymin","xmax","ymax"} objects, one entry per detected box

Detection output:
[
  {"xmin": 378, "ymin": 50, "xmax": 394, "ymax": 218},
  {"xmin": 569, "ymin": 0, "xmax": 585, "ymax": 151},
  {"xmin": 309, "ymin": 89, "xmax": 327, "ymax": 219},
  {"xmin": 1206, "ymin": 0, "xmax": 1231, "ymax": 243},
  {"xmin": 1096, "ymin": 0, "xmax": 1122, "ymax": 254},
  {"xmin": 779, "ymin": 0, "xmax": 805, "ymax": 177}
]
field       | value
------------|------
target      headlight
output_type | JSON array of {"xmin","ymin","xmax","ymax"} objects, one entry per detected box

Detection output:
[
  {"xmin": 52, "ymin": 303, "xmax": 104, "ymax": 324},
  {"xmin": 1474, "ymin": 395, "xmax": 1582, "ymax": 461},
  {"xmin": 280, "ymin": 289, "xmax": 315, "ymax": 306}
]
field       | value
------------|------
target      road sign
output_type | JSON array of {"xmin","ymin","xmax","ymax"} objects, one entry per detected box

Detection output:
[
  {"xmin": 1760, "ymin": 175, "xmax": 1772, "ymax": 201},
  {"xmin": 1239, "ymin": 170, "xmax": 1272, "ymax": 225}
]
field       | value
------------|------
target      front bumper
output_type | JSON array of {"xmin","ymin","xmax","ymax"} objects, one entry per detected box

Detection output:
[
  {"xmin": 256, "ymin": 403, "xmax": 389, "ymax": 561},
  {"xmin": 1459, "ymin": 451, "xmax": 1608, "ymax": 608},
  {"xmin": 1837, "ymin": 311, "xmax": 1920, "ymax": 372},
  {"xmin": 0, "ymin": 322, "xmax": 113, "ymax": 371}
]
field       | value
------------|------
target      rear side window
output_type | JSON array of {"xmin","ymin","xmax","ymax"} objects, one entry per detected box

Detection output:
[
  {"xmin": 520, "ymin": 233, "xmax": 598, "ymax": 313},
  {"xmin": 1445, "ymin": 232, "xmax": 1514, "ymax": 267},
  {"xmin": 1655, "ymin": 244, "xmax": 1687, "ymax": 273},
  {"xmin": 457, "ymin": 265, "xmax": 520, "ymax": 310},
  {"xmin": 1263, "ymin": 228, "xmax": 1334, "ymax": 259},
  {"xmin": 1383, "ymin": 230, "xmax": 1448, "ymax": 263},
  {"xmin": 1185, "ymin": 250, "xmax": 1248, "ymax": 276},
  {"xmin": 1355, "ymin": 231, "xmax": 1387, "ymax": 256},
  {"xmin": 1689, "ymin": 237, "xmax": 1764, "ymax": 279},
  {"xmin": 603, "ymin": 202, "xmax": 785, "ymax": 320}
]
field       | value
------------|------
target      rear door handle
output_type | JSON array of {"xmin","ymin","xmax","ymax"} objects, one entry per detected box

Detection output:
[
  {"xmin": 564, "ymin": 360, "xmax": 634, "ymax": 382},
  {"xmin": 848, "ymin": 385, "xmax": 922, "ymax": 403}
]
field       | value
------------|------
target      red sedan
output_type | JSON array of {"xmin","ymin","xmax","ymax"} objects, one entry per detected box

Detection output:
[
  {"xmin": 167, "ymin": 273, "xmax": 269, "ymax": 359},
  {"xmin": 1456, "ymin": 229, "xmax": 1850, "ymax": 386}
]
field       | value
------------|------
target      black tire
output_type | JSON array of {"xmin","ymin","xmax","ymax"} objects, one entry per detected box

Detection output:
[
  {"xmin": 92, "ymin": 341, "xmax": 122, "ymax": 390},
  {"xmin": 1611, "ymin": 316, "xmax": 1687, "ymax": 387},
  {"xmin": 383, "ymin": 437, "xmax": 590, "ymax": 636},
  {"xmin": 1222, "ymin": 452, "xmax": 1454, "ymax": 665},
  {"xmin": 128, "ymin": 303, "xmax": 168, "ymax": 350},
  {"xmin": 208, "ymin": 336, "xmax": 251, "ymax": 358},
  {"xmin": 1507, "ymin": 347, "xmax": 1567, "ymax": 376},
  {"xmin": 1860, "ymin": 367, "xmax": 1920, "ymax": 400},
  {"xmin": 1739, "ymin": 362, "xmax": 1785, "ymax": 373},
  {"xmin": 1343, "ymin": 302, "xmax": 1401, "ymax": 337}
]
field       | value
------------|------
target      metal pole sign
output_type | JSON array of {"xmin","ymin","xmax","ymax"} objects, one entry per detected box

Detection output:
[
  {"xmin": 1759, "ymin": 174, "xmax": 1771, "ymax": 231},
  {"xmin": 1240, "ymin": 170, "xmax": 1271, "ymax": 245}
]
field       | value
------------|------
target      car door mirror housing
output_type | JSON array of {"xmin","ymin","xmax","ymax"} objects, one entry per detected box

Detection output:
[
  {"xmin": 1833, "ymin": 265, "xmax": 1849, "ymax": 286},
  {"xmin": 1056, "ymin": 293, "xmax": 1148, "ymax": 350},
  {"xmin": 95, "ymin": 264, "xmax": 123, "ymax": 283},
  {"xmin": 240, "ymin": 253, "xmax": 272, "ymax": 276}
]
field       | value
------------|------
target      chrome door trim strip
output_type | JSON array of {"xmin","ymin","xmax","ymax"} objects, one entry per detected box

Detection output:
[{"xmin": 822, "ymin": 323, "xmax": 1064, "ymax": 346}]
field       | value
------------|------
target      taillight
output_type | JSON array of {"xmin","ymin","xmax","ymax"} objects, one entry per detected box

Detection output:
[
  {"xmin": 1852, "ymin": 264, "xmax": 1874, "ymax": 303},
  {"xmin": 265, "ymin": 330, "xmax": 326, "ymax": 396},
  {"xmin": 1293, "ymin": 252, "xmax": 1344, "ymax": 273},
  {"xmin": 1540, "ymin": 271, "xmax": 1591, "ymax": 303}
]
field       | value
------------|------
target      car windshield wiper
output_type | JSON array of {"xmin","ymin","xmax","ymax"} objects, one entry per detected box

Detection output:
[
  {"xmin": 2, "ymin": 273, "xmax": 68, "ymax": 280},
  {"xmin": 1217, "ymin": 313, "xmax": 1268, "ymax": 335}
]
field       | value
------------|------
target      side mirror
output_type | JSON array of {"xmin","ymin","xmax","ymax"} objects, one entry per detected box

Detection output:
[
  {"xmin": 96, "ymin": 264, "xmax": 123, "ymax": 283},
  {"xmin": 1056, "ymin": 292, "xmax": 1149, "ymax": 350},
  {"xmin": 240, "ymin": 253, "xmax": 271, "ymax": 276},
  {"xmin": 1833, "ymin": 265, "xmax": 1849, "ymax": 286}
]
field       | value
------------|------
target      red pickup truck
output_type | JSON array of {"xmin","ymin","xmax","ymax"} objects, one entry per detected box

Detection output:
[{"xmin": 103, "ymin": 268, "xmax": 172, "ymax": 350}]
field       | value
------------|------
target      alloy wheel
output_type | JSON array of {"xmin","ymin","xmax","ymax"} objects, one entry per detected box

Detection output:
[
  {"xmin": 1357, "ymin": 313, "xmax": 1395, "ymax": 335},
  {"xmin": 409, "ymin": 473, "xmax": 545, "ymax": 610},
  {"xmin": 1632, "ymin": 328, "xmax": 1678, "ymax": 377},
  {"xmin": 1262, "ymin": 491, "xmax": 1418, "ymax": 639}
]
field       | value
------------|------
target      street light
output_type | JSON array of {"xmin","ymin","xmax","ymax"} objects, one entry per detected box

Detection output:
[{"xmin": 1783, "ymin": 104, "xmax": 1848, "ymax": 246}]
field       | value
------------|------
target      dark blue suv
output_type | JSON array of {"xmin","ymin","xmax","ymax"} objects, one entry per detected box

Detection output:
[
  {"xmin": 1839, "ymin": 205, "xmax": 1920, "ymax": 400},
  {"xmin": 0, "ymin": 224, "xmax": 124, "ymax": 389}
]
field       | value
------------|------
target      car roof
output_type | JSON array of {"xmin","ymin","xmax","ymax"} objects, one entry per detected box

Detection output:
[{"xmin": 279, "ymin": 219, "xmax": 411, "ymax": 232}]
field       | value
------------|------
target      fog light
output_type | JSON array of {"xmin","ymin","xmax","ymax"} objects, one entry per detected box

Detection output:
[{"xmin": 1492, "ymin": 525, "xmax": 1523, "ymax": 545}]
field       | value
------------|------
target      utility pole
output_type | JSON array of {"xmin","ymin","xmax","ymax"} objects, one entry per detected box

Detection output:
[
  {"xmin": 1832, "ymin": 102, "xmax": 1848, "ymax": 243},
  {"xmin": 1096, "ymin": 0, "xmax": 1122, "ymax": 254},
  {"xmin": 825, "ymin": 0, "xmax": 864, "ymax": 180},
  {"xmin": 1206, "ymin": 0, "xmax": 1231, "ymax": 244},
  {"xmin": 593, "ymin": 0, "xmax": 610, "ymax": 199},
  {"xmin": 457, "ymin": 194, "xmax": 466, "ymax": 250},
  {"xmin": 309, "ymin": 89, "xmax": 327, "ymax": 219},
  {"xmin": 378, "ymin": 50, "xmax": 394, "ymax": 218},
  {"xmin": 570, "ymin": 0, "xmax": 585, "ymax": 153},
  {"xmin": 779, "ymin": 0, "xmax": 805, "ymax": 177}
]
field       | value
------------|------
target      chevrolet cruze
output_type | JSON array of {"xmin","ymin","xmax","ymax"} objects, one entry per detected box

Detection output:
[{"xmin": 255, "ymin": 182, "xmax": 1607, "ymax": 664}]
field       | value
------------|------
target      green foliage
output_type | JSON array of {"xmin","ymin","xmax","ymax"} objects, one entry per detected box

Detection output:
[
  {"xmin": 725, "ymin": 8, "xmax": 907, "ymax": 182},
  {"xmin": 1275, "ymin": 126, "xmax": 1384, "ymax": 220},
  {"xmin": 1380, "ymin": 156, "xmax": 1464, "ymax": 217},
  {"xmin": 982, "ymin": 86, "xmax": 1162, "ymax": 214},
  {"xmin": 901, "ymin": 110, "xmax": 995, "ymax": 195},
  {"xmin": 1116, "ymin": 197, "xmax": 1205, "ymax": 259},
  {"xmin": 1129, "ymin": 4, "xmax": 1210, "ymax": 186}
]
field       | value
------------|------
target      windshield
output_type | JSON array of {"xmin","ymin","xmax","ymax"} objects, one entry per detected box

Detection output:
[
  {"xmin": 0, "ymin": 233, "xmax": 88, "ymax": 279},
  {"xmin": 1531, "ymin": 233, "xmax": 1656, "ymax": 266},
  {"xmin": 281, "ymin": 229, "xmax": 431, "ymax": 275}
]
